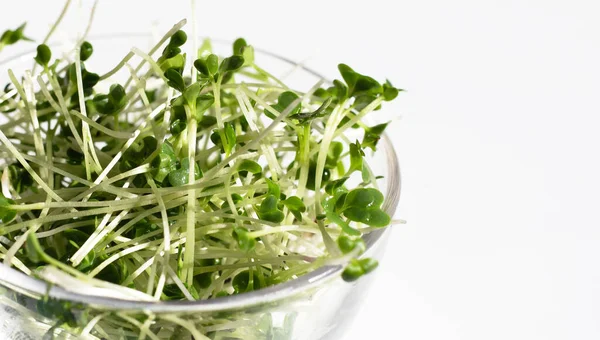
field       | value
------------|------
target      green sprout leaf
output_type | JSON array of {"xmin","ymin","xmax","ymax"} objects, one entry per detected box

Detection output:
[
  {"xmin": 195, "ymin": 94, "xmax": 214, "ymax": 120},
  {"xmin": 219, "ymin": 55, "xmax": 245, "ymax": 73},
  {"xmin": 326, "ymin": 141, "xmax": 343, "ymax": 169},
  {"xmin": 342, "ymin": 258, "xmax": 379, "ymax": 282},
  {"xmin": 222, "ymin": 122, "xmax": 237, "ymax": 155},
  {"xmin": 80, "ymin": 41, "xmax": 93, "ymax": 61},
  {"xmin": 265, "ymin": 178, "xmax": 280, "ymax": 199},
  {"xmin": 237, "ymin": 159, "xmax": 262, "ymax": 174},
  {"xmin": 165, "ymin": 69, "xmax": 185, "ymax": 92},
  {"xmin": 290, "ymin": 97, "xmax": 332, "ymax": 124},
  {"xmin": 338, "ymin": 63, "xmax": 383, "ymax": 98},
  {"xmin": 337, "ymin": 235, "xmax": 366, "ymax": 255},
  {"xmin": 362, "ymin": 122, "xmax": 389, "ymax": 151},
  {"xmin": 6, "ymin": 163, "xmax": 33, "ymax": 194},
  {"xmin": 0, "ymin": 193, "xmax": 16, "ymax": 224},
  {"xmin": 233, "ymin": 227, "xmax": 256, "ymax": 252},
  {"xmin": 257, "ymin": 195, "xmax": 284, "ymax": 223},
  {"xmin": 270, "ymin": 91, "xmax": 301, "ymax": 119},
  {"xmin": 34, "ymin": 44, "xmax": 51, "ymax": 67},
  {"xmin": 168, "ymin": 157, "xmax": 202, "ymax": 187},
  {"xmin": 206, "ymin": 54, "xmax": 219, "ymax": 76},
  {"xmin": 322, "ymin": 190, "xmax": 360, "ymax": 236},
  {"xmin": 325, "ymin": 176, "xmax": 349, "ymax": 195},
  {"xmin": 232, "ymin": 270, "xmax": 262, "ymax": 293},
  {"xmin": 193, "ymin": 58, "xmax": 209, "ymax": 76},
  {"xmin": 93, "ymin": 84, "xmax": 127, "ymax": 115},
  {"xmin": 169, "ymin": 30, "xmax": 187, "ymax": 47},
  {"xmin": 25, "ymin": 232, "xmax": 46, "ymax": 264},
  {"xmin": 383, "ymin": 79, "xmax": 402, "ymax": 101},
  {"xmin": 151, "ymin": 142, "xmax": 178, "ymax": 183},
  {"xmin": 347, "ymin": 141, "xmax": 364, "ymax": 175},
  {"xmin": 0, "ymin": 23, "xmax": 33, "ymax": 52},
  {"xmin": 233, "ymin": 38, "xmax": 247, "ymax": 55},
  {"xmin": 282, "ymin": 196, "xmax": 306, "ymax": 221},
  {"xmin": 341, "ymin": 188, "xmax": 390, "ymax": 227}
]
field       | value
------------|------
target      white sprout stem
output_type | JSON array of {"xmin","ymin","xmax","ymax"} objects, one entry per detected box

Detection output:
[
  {"xmin": 80, "ymin": 313, "xmax": 106, "ymax": 338},
  {"xmin": 92, "ymin": 103, "xmax": 165, "ymax": 186},
  {"xmin": 146, "ymin": 175, "xmax": 171, "ymax": 252},
  {"xmin": 183, "ymin": 117, "xmax": 197, "ymax": 286},
  {"xmin": 117, "ymin": 315, "xmax": 160, "ymax": 340},
  {"xmin": 16, "ymin": 72, "xmax": 47, "ymax": 181},
  {"xmin": 152, "ymin": 255, "xmax": 167, "ymax": 300},
  {"xmin": 191, "ymin": 0, "xmax": 198, "ymax": 83},
  {"xmin": 78, "ymin": 0, "xmax": 99, "ymax": 44},
  {"xmin": 194, "ymin": 80, "xmax": 324, "ymax": 189},
  {"xmin": 42, "ymin": 0, "xmax": 72, "ymax": 44},
  {"xmin": 236, "ymin": 87, "xmax": 283, "ymax": 179},
  {"xmin": 0, "ymin": 129, "xmax": 63, "ymax": 202},
  {"xmin": 70, "ymin": 182, "xmax": 133, "ymax": 266},
  {"xmin": 162, "ymin": 315, "xmax": 210, "ymax": 340},
  {"xmin": 130, "ymin": 47, "xmax": 169, "ymax": 83},
  {"xmin": 46, "ymin": 74, "xmax": 86, "ymax": 153},
  {"xmin": 123, "ymin": 19, "xmax": 187, "ymax": 88},
  {"xmin": 68, "ymin": 110, "xmax": 133, "ymax": 139},
  {"xmin": 166, "ymin": 265, "xmax": 195, "ymax": 301},
  {"xmin": 74, "ymin": 45, "xmax": 103, "ymax": 179},
  {"xmin": 99, "ymin": 51, "xmax": 134, "ymax": 80}
]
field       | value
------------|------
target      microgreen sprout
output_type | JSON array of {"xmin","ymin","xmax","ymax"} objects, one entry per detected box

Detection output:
[
  {"xmin": 0, "ymin": 8, "xmax": 402, "ymax": 339},
  {"xmin": 0, "ymin": 22, "xmax": 33, "ymax": 53}
]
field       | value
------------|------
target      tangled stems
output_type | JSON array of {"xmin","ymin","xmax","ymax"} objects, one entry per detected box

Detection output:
[{"xmin": 0, "ymin": 13, "xmax": 402, "ymax": 339}]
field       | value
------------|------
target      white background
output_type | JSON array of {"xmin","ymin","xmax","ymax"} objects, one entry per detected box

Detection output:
[{"xmin": 2, "ymin": 1, "xmax": 600, "ymax": 339}]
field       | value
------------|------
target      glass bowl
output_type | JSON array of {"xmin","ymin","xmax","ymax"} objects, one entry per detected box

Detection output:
[{"xmin": 0, "ymin": 35, "xmax": 401, "ymax": 340}]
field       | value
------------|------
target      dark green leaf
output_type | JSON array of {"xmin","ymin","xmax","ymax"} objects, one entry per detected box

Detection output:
[
  {"xmin": 337, "ymin": 235, "xmax": 366, "ymax": 255},
  {"xmin": 290, "ymin": 97, "xmax": 332, "ymax": 124},
  {"xmin": 271, "ymin": 91, "xmax": 301, "ymax": 118},
  {"xmin": 0, "ymin": 193, "xmax": 16, "ymax": 224},
  {"xmin": 362, "ymin": 122, "xmax": 388, "ymax": 151},
  {"xmin": 341, "ymin": 259, "xmax": 364, "ymax": 282},
  {"xmin": 170, "ymin": 119, "xmax": 186, "ymax": 136},
  {"xmin": 237, "ymin": 159, "xmax": 262, "ymax": 174},
  {"xmin": 282, "ymin": 196, "xmax": 305, "ymax": 221},
  {"xmin": 0, "ymin": 23, "xmax": 32, "ymax": 46},
  {"xmin": 233, "ymin": 38, "xmax": 247, "ymax": 55},
  {"xmin": 347, "ymin": 141, "xmax": 364, "ymax": 175},
  {"xmin": 34, "ymin": 44, "xmax": 51, "ymax": 67},
  {"xmin": 193, "ymin": 58, "xmax": 208, "ymax": 76},
  {"xmin": 232, "ymin": 270, "xmax": 261, "ymax": 293},
  {"xmin": 80, "ymin": 41, "xmax": 93, "ymax": 61},
  {"xmin": 324, "ymin": 176, "xmax": 349, "ymax": 195},
  {"xmin": 257, "ymin": 195, "xmax": 284, "ymax": 223},
  {"xmin": 219, "ymin": 55, "xmax": 245, "ymax": 73},
  {"xmin": 265, "ymin": 178, "xmax": 280, "ymax": 199},
  {"xmin": 333, "ymin": 79, "xmax": 348, "ymax": 100},
  {"xmin": 383, "ymin": 79, "xmax": 402, "ymax": 101},
  {"xmin": 165, "ymin": 69, "xmax": 185, "ymax": 92},
  {"xmin": 169, "ymin": 30, "xmax": 187, "ymax": 47}
]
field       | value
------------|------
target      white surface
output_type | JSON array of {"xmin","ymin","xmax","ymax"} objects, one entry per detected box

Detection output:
[{"xmin": 2, "ymin": 1, "xmax": 600, "ymax": 339}]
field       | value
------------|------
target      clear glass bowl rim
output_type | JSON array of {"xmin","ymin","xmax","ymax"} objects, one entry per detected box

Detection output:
[{"xmin": 0, "ymin": 34, "xmax": 401, "ymax": 312}]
